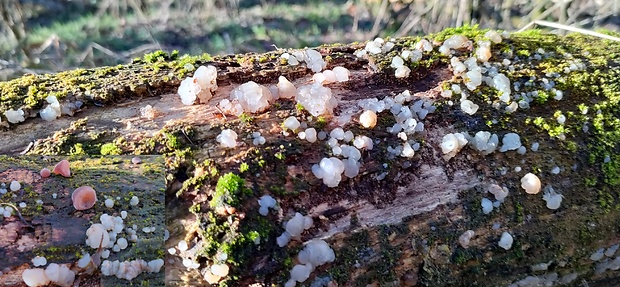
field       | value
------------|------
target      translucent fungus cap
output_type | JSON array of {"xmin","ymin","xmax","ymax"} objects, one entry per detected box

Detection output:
[
  {"xmin": 53, "ymin": 160, "xmax": 71, "ymax": 177},
  {"xmin": 72, "ymin": 186, "xmax": 97, "ymax": 210},
  {"xmin": 86, "ymin": 224, "xmax": 110, "ymax": 249},
  {"xmin": 521, "ymin": 173, "xmax": 541, "ymax": 194},
  {"xmin": 498, "ymin": 232, "xmax": 514, "ymax": 250},
  {"xmin": 40, "ymin": 168, "xmax": 51, "ymax": 178},
  {"xmin": 22, "ymin": 268, "xmax": 50, "ymax": 287}
]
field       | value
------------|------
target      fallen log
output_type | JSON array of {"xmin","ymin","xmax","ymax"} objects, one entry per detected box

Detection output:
[{"xmin": 1, "ymin": 26, "xmax": 619, "ymax": 287}]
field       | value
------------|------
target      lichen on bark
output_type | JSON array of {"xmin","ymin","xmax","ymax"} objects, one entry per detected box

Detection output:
[{"xmin": 1, "ymin": 26, "xmax": 619, "ymax": 287}]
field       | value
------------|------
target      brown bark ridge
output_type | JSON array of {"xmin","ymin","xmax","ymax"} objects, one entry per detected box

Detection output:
[{"xmin": 0, "ymin": 26, "xmax": 619, "ymax": 287}]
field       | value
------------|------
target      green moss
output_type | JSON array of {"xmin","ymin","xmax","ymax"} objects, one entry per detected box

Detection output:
[
  {"xmin": 452, "ymin": 248, "xmax": 475, "ymax": 265},
  {"xmin": 189, "ymin": 203, "xmax": 201, "ymax": 214},
  {"xmin": 315, "ymin": 116, "xmax": 327, "ymax": 129},
  {"xmin": 431, "ymin": 24, "xmax": 488, "ymax": 42},
  {"xmin": 100, "ymin": 143, "xmax": 122, "ymax": 155},
  {"xmin": 598, "ymin": 190, "xmax": 615, "ymax": 212},
  {"xmin": 70, "ymin": 143, "xmax": 86, "ymax": 155},
  {"xmin": 239, "ymin": 162, "xmax": 249, "ymax": 173},
  {"xmin": 602, "ymin": 155, "xmax": 620, "ymax": 186},
  {"xmin": 274, "ymin": 152, "xmax": 285, "ymax": 161},
  {"xmin": 585, "ymin": 177, "xmax": 598, "ymax": 187},
  {"xmin": 239, "ymin": 113, "xmax": 254, "ymax": 124},
  {"xmin": 534, "ymin": 90, "xmax": 550, "ymax": 104},
  {"xmin": 514, "ymin": 200, "xmax": 524, "ymax": 223},
  {"xmin": 177, "ymin": 159, "xmax": 219, "ymax": 197},
  {"xmin": 143, "ymin": 50, "xmax": 174, "ymax": 64},
  {"xmin": 329, "ymin": 230, "xmax": 371, "ymax": 284},
  {"xmin": 210, "ymin": 172, "xmax": 250, "ymax": 208},
  {"xmin": 528, "ymin": 116, "xmax": 566, "ymax": 139},
  {"xmin": 295, "ymin": 103, "xmax": 305, "ymax": 112}
]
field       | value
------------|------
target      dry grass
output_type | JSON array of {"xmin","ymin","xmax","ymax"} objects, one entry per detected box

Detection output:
[{"xmin": 0, "ymin": 0, "xmax": 617, "ymax": 80}]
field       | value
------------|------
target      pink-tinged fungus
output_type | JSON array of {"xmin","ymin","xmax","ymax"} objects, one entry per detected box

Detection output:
[
  {"xmin": 72, "ymin": 186, "xmax": 97, "ymax": 210},
  {"xmin": 40, "ymin": 168, "xmax": 51, "ymax": 178},
  {"xmin": 53, "ymin": 160, "xmax": 71, "ymax": 177}
]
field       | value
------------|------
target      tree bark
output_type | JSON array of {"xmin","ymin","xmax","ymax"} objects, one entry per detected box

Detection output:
[
  {"xmin": 0, "ymin": 27, "xmax": 619, "ymax": 287},
  {"xmin": 0, "ymin": 156, "xmax": 166, "ymax": 287}
]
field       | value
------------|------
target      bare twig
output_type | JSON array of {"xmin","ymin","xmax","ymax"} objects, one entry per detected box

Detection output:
[
  {"xmin": 369, "ymin": 0, "xmax": 389, "ymax": 38},
  {"xmin": 0, "ymin": 202, "xmax": 34, "ymax": 228},
  {"xmin": 519, "ymin": 20, "xmax": 620, "ymax": 42},
  {"xmin": 19, "ymin": 141, "xmax": 33, "ymax": 155}
]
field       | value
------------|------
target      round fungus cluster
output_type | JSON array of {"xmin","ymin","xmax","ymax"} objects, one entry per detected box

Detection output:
[
  {"xmin": 277, "ymin": 212, "xmax": 313, "ymax": 247},
  {"xmin": 285, "ymin": 239, "xmax": 335, "ymax": 287},
  {"xmin": 258, "ymin": 195, "xmax": 277, "ymax": 216},
  {"xmin": 100, "ymin": 258, "xmax": 164, "ymax": 281},
  {"xmin": 165, "ymin": 28, "xmax": 593, "ymax": 285},
  {"xmin": 311, "ymin": 157, "xmax": 347, "ymax": 188},
  {"xmin": 231, "ymin": 81, "xmax": 275, "ymax": 113},
  {"xmin": 295, "ymin": 82, "xmax": 338, "ymax": 117},
  {"xmin": 216, "ymin": 129, "xmax": 238, "ymax": 148},
  {"xmin": 178, "ymin": 65, "xmax": 218, "ymax": 105},
  {"xmin": 22, "ymin": 263, "xmax": 75, "ymax": 287},
  {"xmin": 4, "ymin": 108, "xmax": 26, "ymax": 124},
  {"xmin": 39, "ymin": 95, "xmax": 62, "ymax": 121},
  {"xmin": 4, "ymin": 160, "xmax": 163, "ymax": 286}
]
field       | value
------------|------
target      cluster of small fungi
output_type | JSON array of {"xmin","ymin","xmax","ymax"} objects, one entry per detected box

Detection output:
[
  {"xmin": 173, "ymin": 25, "xmax": 610, "ymax": 285},
  {"xmin": 7, "ymin": 159, "xmax": 164, "ymax": 286}
]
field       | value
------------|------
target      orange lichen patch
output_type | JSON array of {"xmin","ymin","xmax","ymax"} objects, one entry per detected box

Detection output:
[
  {"xmin": 71, "ymin": 186, "xmax": 97, "ymax": 210},
  {"xmin": 53, "ymin": 160, "xmax": 71, "ymax": 178}
]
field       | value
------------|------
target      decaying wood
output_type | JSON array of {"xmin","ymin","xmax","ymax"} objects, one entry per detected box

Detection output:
[
  {"xmin": 1, "ymin": 27, "xmax": 620, "ymax": 287},
  {"xmin": 0, "ymin": 156, "xmax": 166, "ymax": 287}
]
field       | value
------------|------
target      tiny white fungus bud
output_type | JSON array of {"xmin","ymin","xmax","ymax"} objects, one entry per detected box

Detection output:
[
  {"xmin": 283, "ymin": 116, "xmax": 301, "ymax": 131},
  {"xmin": 485, "ymin": 30, "xmax": 502, "ymax": 43},
  {"xmin": 460, "ymin": 100, "xmax": 479, "ymax": 115},
  {"xmin": 390, "ymin": 56, "xmax": 404, "ymax": 68},
  {"xmin": 211, "ymin": 264, "xmax": 230, "ymax": 277},
  {"xmin": 10, "ymin": 180, "xmax": 21, "ymax": 191},
  {"xmin": 542, "ymin": 186, "xmax": 563, "ymax": 210},
  {"xmin": 458, "ymin": 230, "xmax": 475, "ymax": 248},
  {"xmin": 129, "ymin": 196, "xmax": 139, "ymax": 206},
  {"xmin": 401, "ymin": 142, "xmax": 415, "ymax": 158},
  {"xmin": 488, "ymin": 184, "xmax": 509, "ymax": 202},
  {"xmin": 498, "ymin": 232, "xmax": 514, "ymax": 250},
  {"xmin": 277, "ymin": 76, "xmax": 297, "ymax": 99},
  {"xmin": 481, "ymin": 198, "xmax": 493, "ymax": 214},
  {"xmin": 500, "ymin": 133, "xmax": 521, "ymax": 152},
  {"xmin": 32, "ymin": 256, "xmax": 47, "ymax": 267},
  {"xmin": 117, "ymin": 238, "xmax": 128, "ymax": 250},
  {"xmin": 395, "ymin": 66, "xmax": 411, "ymax": 78},
  {"xmin": 177, "ymin": 240, "xmax": 188, "ymax": 251},
  {"xmin": 305, "ymin": 128, "xmax": 317, "ymax": 143},
  {"xmin": 330, "ymin": 128, "xmax": 345, "ymax": 140},
  {"xmin": 590, "ymin": 248, "xmax": 605, "ymax": 261},
  {"xmin": 104, "ymin": 199, "xmax": 114, "ymax": 208},
  {"xmin": 332, "ymin": 67, "xmax": 350, "ymax": 82},
  {"xmin": 359, "ymin": 110, "xmax": 377, "ymax": 128},
  {"xmin": 521, "ymin": 173, "xmax": 541, "ymax": 194},
  {"xmin": 216, "ymin": 129, "xmax": 238, "ymax": 148},
  {"xmin": 4, "ymin": 109, "xmax": 26, "ymax": 124}
]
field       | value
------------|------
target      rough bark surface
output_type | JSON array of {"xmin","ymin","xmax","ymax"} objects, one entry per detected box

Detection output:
[
  {"xmin": 0, "ymin": 27, "xmax": 619, "ymax": 287},
  {"xmin": 0, "ymin": 156, "xmax": 166, "ymax": 287}
]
